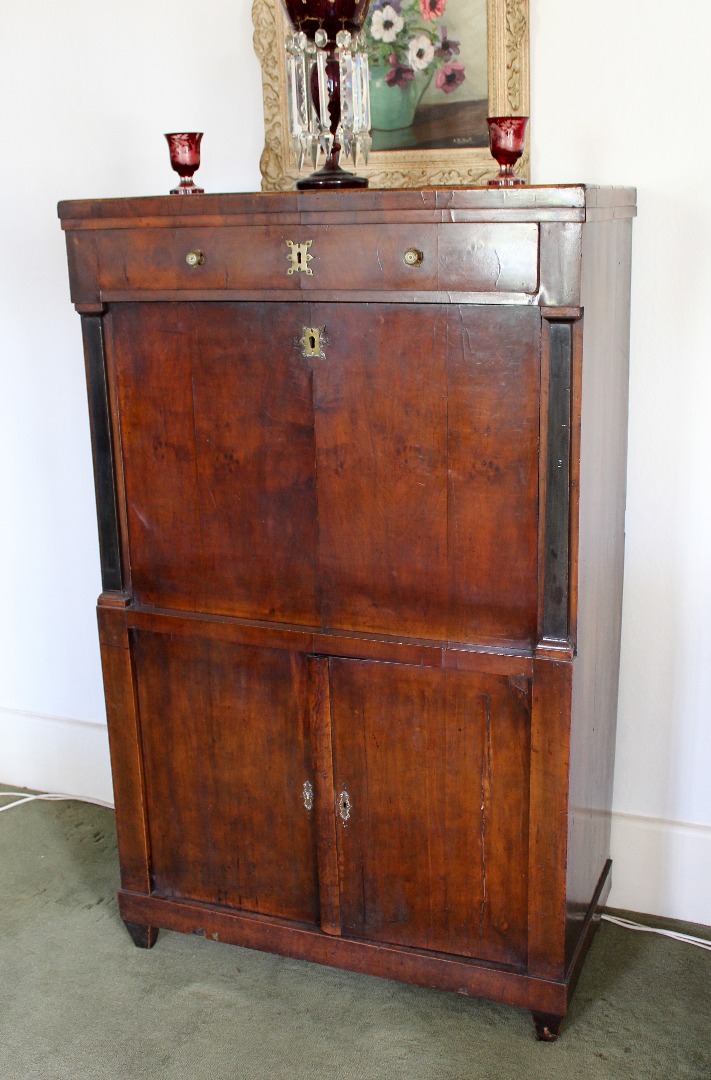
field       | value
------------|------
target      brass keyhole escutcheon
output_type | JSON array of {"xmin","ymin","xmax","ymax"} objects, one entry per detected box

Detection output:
[
  {"xmin": 299, "ymin": 326, "xmax": 327, "ymax": 359},
  {"xmin": 339, "ymin": 789, "xmax": 351, "ymax": 824},
  {"xmin": 286, "ymin": 240, "xmax": 314, "ymax": 276},
  {"xmin": 302, "ymin": 781, "xmax": 314, "ymax": 812}
]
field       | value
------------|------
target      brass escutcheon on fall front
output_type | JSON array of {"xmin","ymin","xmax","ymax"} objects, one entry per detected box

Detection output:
[{"xmin": 299, "ymin": 326, "xmax": 327, "ymax": 359}]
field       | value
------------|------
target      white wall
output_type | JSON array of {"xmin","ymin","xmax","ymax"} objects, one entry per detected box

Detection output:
[
  {"xmin": 530, "ymin": 0, "xmax": 711, "ymax": 924},
  {"xmin": 1, "ymin": 0, "xmax": 709, "ymax": 926},
  {"xmin": 0, "ymin": 0, "xmax": 263, "ymax": 789}
]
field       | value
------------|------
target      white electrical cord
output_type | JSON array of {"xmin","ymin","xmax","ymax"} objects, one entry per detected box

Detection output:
[
  {"xmin": 602, "ymin": 913, "xmax": 711, "ymax": 952},
  {"xmin": 0, "ymin": 791, "xmax": 114, "ymax": 812}
]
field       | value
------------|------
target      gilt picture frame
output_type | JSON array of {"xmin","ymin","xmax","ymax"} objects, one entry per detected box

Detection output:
[{"xmin": 252, "ymin": 0, "xmax": 529, "ymax": 190}]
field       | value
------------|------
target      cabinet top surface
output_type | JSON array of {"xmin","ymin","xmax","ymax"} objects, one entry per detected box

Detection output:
[{"xmin": 58, "ymin": 185, "xmax": 637, "ymax": 228}]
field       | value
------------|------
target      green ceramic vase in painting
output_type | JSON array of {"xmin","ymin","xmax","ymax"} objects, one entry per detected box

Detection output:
[{"xmin": 369, "ymin": 66, "xmax": 433, "ymax": 131}]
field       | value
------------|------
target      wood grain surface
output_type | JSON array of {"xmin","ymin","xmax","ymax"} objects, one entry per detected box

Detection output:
[{"xmin": 62, "ymin": 186, "xmax": 635, "ymax": 1035}]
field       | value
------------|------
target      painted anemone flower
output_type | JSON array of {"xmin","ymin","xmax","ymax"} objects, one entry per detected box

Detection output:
[
  {"xmin": 385, "ymin": 54, "xmax": 416, "ymax": 87},
  {"xmin": 371, "ymin": 4, "xmax": 405, "ymax": 43},
  {"xmin": 419, "ymin": 0, "xmax": 446, "ymax": 22},
  {"xmin": 408, "ymin": 33, "xmax": 435, "ymax": 71},
  {"xmin": 435, "ymin": 61, "xmax": 465, "ymax": 93},
  {"xmin": 434, "ymin": 26, "xmax": 460, "ymax": 59}
]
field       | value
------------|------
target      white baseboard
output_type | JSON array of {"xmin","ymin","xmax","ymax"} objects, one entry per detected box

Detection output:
[
  {"xmin": 1, "ymin": 708, "xmax": 709, "ymax": 927},
  {"xmin": 0, "ymin": 707, "xmax": 113, "ymax": 805},
  {"xmin": 608, "ymin": 810, "xmax": 711, "ymax": 927}
]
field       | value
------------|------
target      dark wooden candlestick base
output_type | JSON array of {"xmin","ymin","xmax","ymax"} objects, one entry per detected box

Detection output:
[{"xmin": 296, "ymin": 162, "xmax": 368, "ymax": 190}]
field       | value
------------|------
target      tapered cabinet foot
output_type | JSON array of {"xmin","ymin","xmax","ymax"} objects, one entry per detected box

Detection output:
[
  {"xmin": 123, "ymin": 920, "xmax": 159, "ymax": 949},
  {"xmin": 531, "ymin": 1011, "xmax": 564, "ymax": 1041}
]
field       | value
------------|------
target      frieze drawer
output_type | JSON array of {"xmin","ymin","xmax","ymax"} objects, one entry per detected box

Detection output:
[{"xmin": 64, "ymin": 222, "xmax": 539, "ymax": 302}]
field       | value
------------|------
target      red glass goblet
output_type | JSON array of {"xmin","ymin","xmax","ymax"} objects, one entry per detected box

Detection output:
[
  {"xmin": 487, "ymin": 117, "xmax": 528, "ymax": 187},
  {"xmin": 165, "ymin": 132, "xmax": 204, "ymax": 195}
]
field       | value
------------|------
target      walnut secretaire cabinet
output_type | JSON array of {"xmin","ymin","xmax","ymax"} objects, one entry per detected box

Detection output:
[{"xmin": 59, "ymin": 186, "xmax": 635, "ymax": 1040}]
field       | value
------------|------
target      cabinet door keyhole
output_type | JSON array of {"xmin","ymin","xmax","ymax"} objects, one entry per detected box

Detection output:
[{"xmin": 339, "ymin": 789, "xmax": 351, "ymax": 824}]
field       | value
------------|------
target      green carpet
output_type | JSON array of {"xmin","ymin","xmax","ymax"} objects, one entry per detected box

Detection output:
[{"xmin": 1, "ymin": 789, "xmax": 709, "ymax": 1079}]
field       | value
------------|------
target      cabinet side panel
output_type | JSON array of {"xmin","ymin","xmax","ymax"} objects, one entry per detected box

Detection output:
[
  {"xmin": 133, "ymin": 630, "xmax": 319, "ymax": 925},
  {"xmin": 566, "ymin": 216, "xmax": 633, "ymax": 964},
  {"xmin": 330, "ymin": 658, "xmax": 531, "ymax": 967}
]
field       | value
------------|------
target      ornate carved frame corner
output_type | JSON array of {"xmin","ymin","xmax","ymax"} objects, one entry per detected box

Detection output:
[{"xmin": 252, "ymin": 0, "xmax": 530, "ymax": 191}]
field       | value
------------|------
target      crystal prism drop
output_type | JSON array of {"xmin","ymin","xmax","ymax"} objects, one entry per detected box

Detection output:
[
  {"xmin": 285, "ymin": 34, "xmax": 311, "ymax": 168},
  {"xmin": 338, "ymin": 41, "xmax": 356, "ymax": 168},
  {"xmin": 357, "ymin": 131, "xmax": 372, "ymax": 165},
  {"xmin": 319, "ymin": 129, "xmax": 334, "ymax": 159},
  {"xmin": 316, "ymin": 47, "xmax": 331, "ymax": 133},
  {"xmin": 353, "ymin": 52, "xmax": 371, "ymax": 134},
  {"xmin": 338, "ymin": 49, "xmax": 354, "ymax": 132}
]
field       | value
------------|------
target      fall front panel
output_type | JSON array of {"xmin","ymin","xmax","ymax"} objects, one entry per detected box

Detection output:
[{"xmin": 110, "ymin": 301, "xmax": 539, "ymax": 647}]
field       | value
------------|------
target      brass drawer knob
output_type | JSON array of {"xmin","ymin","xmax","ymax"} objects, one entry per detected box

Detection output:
[
  {"xmin": 403, "ymin": 248, "xmax": 424, "ymax": 268},
  {"xmin": 185, "ymin": 249, "xmax": 205, "ymax": 267}
]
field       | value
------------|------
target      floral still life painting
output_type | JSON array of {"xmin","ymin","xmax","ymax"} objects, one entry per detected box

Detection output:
[
  {"xmin": 363, "ymin": 0, "xmax": 488, "ymax": 152},
  {"xmin": 253, "ymin": 0, "xmax": 529, "ymax": 190}
]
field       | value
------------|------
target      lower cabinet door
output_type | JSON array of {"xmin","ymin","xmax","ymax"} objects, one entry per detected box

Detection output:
[
  {"xmin": 328, "ymin": 658, "xmax": 531, "ymax": 968},
  {"xmin": 132, "ymin": 629, "xmax": 319, "ymax": 925}
]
